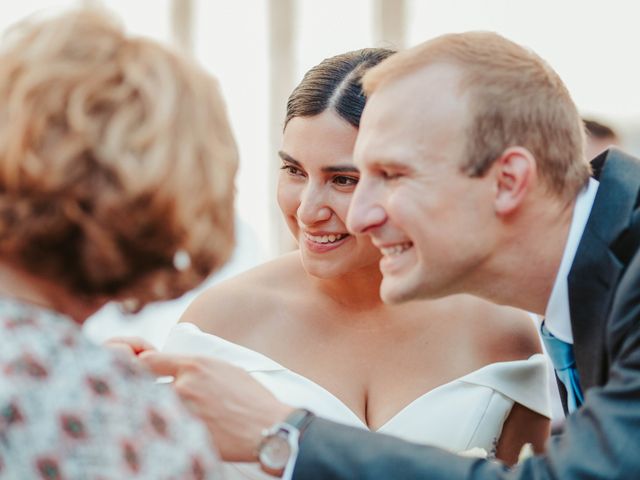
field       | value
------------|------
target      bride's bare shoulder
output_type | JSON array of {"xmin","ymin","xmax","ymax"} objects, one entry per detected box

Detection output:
[
  {"xmin": 437, "ymin": 294, "xmax": 542, "ymax": 364},
  {"xmin": 470, "ymin": 296, "xmax": 542, "ymax": 363},
  {"xmin": 180, "ymin": 251, "xmax": 306, "ymax": 338}
]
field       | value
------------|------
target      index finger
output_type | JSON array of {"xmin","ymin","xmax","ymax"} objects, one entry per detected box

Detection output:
[
  {"xmin": 105, "ymin": 336, "xmax": 156, "ymax": 355},
  {"xmin": 139, "ymin": 351, "xmax": 193, "ymax": 377}
]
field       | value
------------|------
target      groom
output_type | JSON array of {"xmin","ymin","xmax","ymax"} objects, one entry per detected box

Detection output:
[{"xmin": 142, "ymin": 32, "xmax": 640, "ymax": 478}]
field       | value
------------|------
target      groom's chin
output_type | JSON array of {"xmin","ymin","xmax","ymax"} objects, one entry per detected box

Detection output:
[{"xmin": 380, "ymin": 278, "xmax": 413, "ymax": 305}]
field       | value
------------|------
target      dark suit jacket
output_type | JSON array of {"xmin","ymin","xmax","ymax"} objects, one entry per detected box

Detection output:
[{"xmin": 292, "ymin": 148, "xmax": 640, "ymax": 479}]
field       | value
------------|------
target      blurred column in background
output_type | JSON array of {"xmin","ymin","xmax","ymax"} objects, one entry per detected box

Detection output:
[
  {"xmin": 373, "ymin": 0, "xmax": 406, "ymax": 49},
  {"xmin": 171, "ymin": 0, "xmax": 193, "ymax": 54},
  {"xmin": 269, "ymin": 0, "xmax": 297, "ymax": 253}
]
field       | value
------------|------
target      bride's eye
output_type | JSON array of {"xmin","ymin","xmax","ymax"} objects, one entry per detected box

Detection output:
[
  {"xmin": 280, "ymin": 164, "xmax": 304, "ymax": 177},
  {"xmin": 333, "ymin": 175, "xmax": 358, "ymax": 187}
]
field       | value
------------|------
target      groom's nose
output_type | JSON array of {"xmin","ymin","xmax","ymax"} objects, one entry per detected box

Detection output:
[{"xmin": 347, "ymin": 177, "xmax": 387, "ymax": 235}]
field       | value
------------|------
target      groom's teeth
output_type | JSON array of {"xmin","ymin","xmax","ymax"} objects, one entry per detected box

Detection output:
[
  {"xmin": 306, "ymin": 233, "xmax": 348, "ymax": 244},
  {"xmin": 380, "ymin": 243, "xmax": 412, "ymax": 256}
]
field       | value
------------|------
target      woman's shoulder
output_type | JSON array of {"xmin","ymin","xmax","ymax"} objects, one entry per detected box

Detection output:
[
  {"xmin": 462, "ymin": 295, "xmax": 541, "ymax": 363},
  {"xmin": 428, "ymin": 294, "xmax": 542, "ymax": 363},
  {"xmin": 180, "ymin": 251, "xmax": 306, "ymax": 338}
]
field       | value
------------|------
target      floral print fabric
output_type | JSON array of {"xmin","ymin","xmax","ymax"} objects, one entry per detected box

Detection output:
[{"xmin": 0, "ymin": 298, "xmax": 221, "ymax": 479}]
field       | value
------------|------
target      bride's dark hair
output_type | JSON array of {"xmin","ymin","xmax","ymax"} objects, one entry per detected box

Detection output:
[{"xmin": 284, "ymin": 48, "xmax": 395, "ymax": 129}]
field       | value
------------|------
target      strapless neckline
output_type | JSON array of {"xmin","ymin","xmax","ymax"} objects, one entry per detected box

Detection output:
[
  {"xmin": 164, "ymin": 322, "xmax": 550, "ymax": 432},
  {"xmin": 163, "ymin": 322, "xmax": 551, "ymax": 480}
]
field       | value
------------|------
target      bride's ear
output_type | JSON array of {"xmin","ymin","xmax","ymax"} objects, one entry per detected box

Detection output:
[{"xmin": 492, "ymin": 147, "xmax": 536, "ymax": 216}]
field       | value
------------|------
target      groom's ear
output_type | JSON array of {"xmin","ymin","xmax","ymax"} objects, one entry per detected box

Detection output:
[{"xmin": 492, "ymin": 147, "xmax": 536, "ymax": 216}]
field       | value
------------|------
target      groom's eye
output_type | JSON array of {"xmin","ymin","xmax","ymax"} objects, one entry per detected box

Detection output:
[{"xmin": 381, "ymin": 169, "xmax": 401, "ymax": 180}]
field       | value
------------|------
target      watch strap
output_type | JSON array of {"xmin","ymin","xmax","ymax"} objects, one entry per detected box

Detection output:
[{"xmin": 283, "ymin": 408, "xmax": 315, "ymax": 440}]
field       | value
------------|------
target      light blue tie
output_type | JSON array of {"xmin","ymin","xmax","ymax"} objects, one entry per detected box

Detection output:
[{"xmin": 540, "ymin": 321, "xmax": 584, "ymax": 413}]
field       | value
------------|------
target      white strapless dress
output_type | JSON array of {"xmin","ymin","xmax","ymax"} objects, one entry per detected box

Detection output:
[{"xmin": 164, "ymin": 323, "xmax": 550, "ymax": 480}]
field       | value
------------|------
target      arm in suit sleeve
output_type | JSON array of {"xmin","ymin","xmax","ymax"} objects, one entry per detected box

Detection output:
[{"xmin": 293, "ymin": 263, "xmax": 640, "ymax": 479}]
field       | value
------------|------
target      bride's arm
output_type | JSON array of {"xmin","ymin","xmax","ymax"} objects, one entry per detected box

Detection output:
[
  {"xmin": 486, "ymin": 307, "xmax": 551, "ymax": 465},
  {"xmin": 495, "ymin": 403, "xmax": 550, "ymax": 465}
]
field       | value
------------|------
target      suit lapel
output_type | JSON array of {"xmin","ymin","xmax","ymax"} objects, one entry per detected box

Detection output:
[
  {"xmin": 568, "ymin": 232, "xmax": 622, "ymax": 390},
  {"xmin": 568, "ymin": 149, "xmax": 640, "ymax": 390}
]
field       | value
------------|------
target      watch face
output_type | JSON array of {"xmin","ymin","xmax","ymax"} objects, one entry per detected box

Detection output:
[{"xmin": 259, "ymin": 432, "xmax": 291, "ymax": 470}]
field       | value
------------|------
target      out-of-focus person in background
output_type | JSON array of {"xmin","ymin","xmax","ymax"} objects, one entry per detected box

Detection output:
[
  {"xmin": 584, "ymin": 118, "xmax": 620, "ymax": 160},
  {"xmin": 0, "ymin": 8, "xmax": 237, "ymax": 479},
  {"xmin": 138, "ymin": 48, "xmax": 550, "ymax": 478},
  {"xmin": 84, "ymin": 216, "xmax": 266, "ymax": 348}
]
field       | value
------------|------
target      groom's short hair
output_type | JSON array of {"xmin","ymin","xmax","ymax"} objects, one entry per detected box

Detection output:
[{"xmin": 362, "ymin": 31, "xmax": 591, "ymax": 201}]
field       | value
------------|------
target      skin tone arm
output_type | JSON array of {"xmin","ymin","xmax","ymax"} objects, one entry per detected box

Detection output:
[
  {"xmin": 495, "ymin": 345, "xmax": 551, "ymax": 463},
  {"xmin": 476, "ymin": 307, "xmax": 550, "ymax": 464},
  {"xmin": 496, "ymin": 404, "xmax": 550, "ymax": 464}
]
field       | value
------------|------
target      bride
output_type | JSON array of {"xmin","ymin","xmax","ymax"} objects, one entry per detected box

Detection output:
[{"xmin": 153, "ymin": 48, "xmax": 549, "ymax": 477}]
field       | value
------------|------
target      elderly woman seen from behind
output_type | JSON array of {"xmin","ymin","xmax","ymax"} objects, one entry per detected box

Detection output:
[{"xmin": 0, "ymin": 8, "xmax": 237, "ymax": 479}]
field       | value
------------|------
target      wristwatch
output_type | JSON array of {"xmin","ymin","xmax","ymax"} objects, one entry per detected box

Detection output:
[{"xmin": 258, "ymin": 408, "xmax": 315, "ymax": 477}]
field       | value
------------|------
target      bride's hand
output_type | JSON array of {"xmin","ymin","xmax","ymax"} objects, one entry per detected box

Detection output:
[
  {"xmin": 104, "ymin": 336, "xmax": 157, "ymax": 356},
  {"xmin": 139, "ymin": 352, "xmax": 294, "ymax": 462}
]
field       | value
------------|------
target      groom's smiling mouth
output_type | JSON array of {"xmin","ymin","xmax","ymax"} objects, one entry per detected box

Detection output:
[{"xmin": 378, "ymin": 241, "xmax": 413, "ymax": 256}]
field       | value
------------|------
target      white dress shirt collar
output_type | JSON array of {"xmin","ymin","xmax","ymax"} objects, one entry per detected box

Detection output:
[{"xmin": 544, "ymin": 178, "xmax": 599, "ymax": 344}]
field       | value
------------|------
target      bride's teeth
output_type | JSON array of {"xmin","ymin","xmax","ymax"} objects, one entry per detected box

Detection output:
[{"xmin": 306, "ymin": 233, "xmax": 347, "ymax": 244}]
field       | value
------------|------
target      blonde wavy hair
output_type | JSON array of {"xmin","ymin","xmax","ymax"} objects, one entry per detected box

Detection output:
[{"xmin": 0, "ymin": 9, "xmax": 238, "ymax": 309}]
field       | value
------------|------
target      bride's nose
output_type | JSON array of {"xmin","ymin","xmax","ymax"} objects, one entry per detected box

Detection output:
[{"xmin": 297, "ymin": 183, "xmax": 332, "ymax": 225}]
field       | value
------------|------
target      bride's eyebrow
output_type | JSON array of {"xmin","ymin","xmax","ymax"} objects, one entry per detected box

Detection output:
[
  {"xmin": 278, "ymin": 151, "xmax": 357, "ymax": 174},
  {"xmin": 277, "ymin": 151, "xmax": 299, "ymax": 165},
  {"xmin": 322, "ymin": 165, "xmax": 359, "ymax": 174}
]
